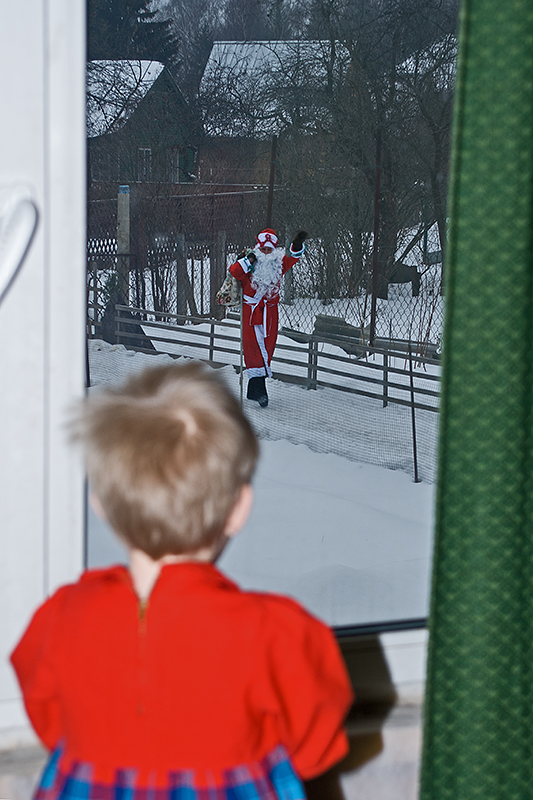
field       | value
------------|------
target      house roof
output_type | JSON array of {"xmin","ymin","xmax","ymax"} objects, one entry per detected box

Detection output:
[
  {"xmin": 87, "ymin": 60, "xmax": 165, "ymax": 138},
  {"xmin": 202, "ymin": 40, "xmax": 349, "ymax": 82},
  {"xmin": 397, "ymin": 35, "xmax": 456, "ymax": 91},
  {"xmin": 200, "ymin": 41, "xmax": 350, "ymax": 137}
]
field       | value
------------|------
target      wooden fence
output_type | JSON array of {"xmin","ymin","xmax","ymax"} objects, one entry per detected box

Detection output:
[{"xmin": 107, "ymin": 305, "xmax": 440, "ymax": 414}]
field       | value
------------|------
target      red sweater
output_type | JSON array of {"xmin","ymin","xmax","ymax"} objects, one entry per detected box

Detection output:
[{"xmin": 11, "ymin": 563, "xmax": 353, "ymax": 785}]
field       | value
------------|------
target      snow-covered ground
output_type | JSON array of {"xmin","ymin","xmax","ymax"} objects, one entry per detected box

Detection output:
[
  {"xmin": 88, "ymin": 340, "xmax": 436, "ymax": 627},
  {"xmin": 132, "ymin": 321, "xmax": 440, "ymax": 481}
]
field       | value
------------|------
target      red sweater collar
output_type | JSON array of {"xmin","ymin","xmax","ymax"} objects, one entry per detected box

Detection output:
[{"xmin": 80, "ymin": 560, "xmax": 239, "ymax": 598}]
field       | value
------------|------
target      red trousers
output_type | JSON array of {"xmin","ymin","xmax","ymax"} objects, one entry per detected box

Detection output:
[{"xmin": 242, "ymin": 300, "xmax": 279, "ymax": 378}]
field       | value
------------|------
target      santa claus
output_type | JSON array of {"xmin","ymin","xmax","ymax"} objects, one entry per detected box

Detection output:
[{"xmin": 230, "ymin": 228, "xmax": 307, "ymax": 407}]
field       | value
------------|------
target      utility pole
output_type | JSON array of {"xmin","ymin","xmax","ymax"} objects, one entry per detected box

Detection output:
[{"xmin": 117, "ymin": 185, "xmax": 130, "ymax": 302}]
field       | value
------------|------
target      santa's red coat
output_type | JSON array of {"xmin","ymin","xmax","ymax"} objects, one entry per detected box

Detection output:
[{"xmin": 230, "ymin": 249, "xmax": 299, "ymax": 377}]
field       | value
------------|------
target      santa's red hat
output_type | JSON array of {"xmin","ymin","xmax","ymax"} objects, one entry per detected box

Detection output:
[{"xmin": 256, "ymin": 228, "xmax": 278, "ymax": 249}]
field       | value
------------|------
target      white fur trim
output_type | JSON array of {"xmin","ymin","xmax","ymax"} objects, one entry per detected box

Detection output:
[
  {"xmin": 247, "ymin": 366, "xmax": 268, "ymax": 378},
  {"xmin": 254, "ymin": 325, "xmax": 273, "ymax": 378},
  {"xmin": 257, "ymin": 230, "xmax": 279, "ymax": 248},
  {"xmin": 238, "ymin": 256, "xmax": 253, "ymax": 273}
]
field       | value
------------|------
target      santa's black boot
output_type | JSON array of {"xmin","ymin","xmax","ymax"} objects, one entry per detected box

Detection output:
[
  {"xmin": 257, "ymin": 377, "xmax": 268, "ymax": 407},
  {"xmin": 247, "ymin": 376, "xmax": 268, "ymax": 407},
  {"xmin": 246, "ymin": 377, "xmax": 260, "ymax": 401}
]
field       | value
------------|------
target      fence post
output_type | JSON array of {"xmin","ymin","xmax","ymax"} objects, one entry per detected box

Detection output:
[
  {"xmin": 176, "ymin": 234, "xmax": 187, "ymax": 318},
  {"xmin": 116, "ymin": 304, "xmax": 121, "ymax": 346},
  {"xmin": 283, "ymin": 270, "xmax": 294, "ymax": 305},
  {"xmin": 283, "ymin": 225, "xmax": 294, "ymax": 305},
  {"xmin": 369, "ymin": 130, "xmax": 382, "ymax": 346},
  {"xmin": 307, "ymin": 337, "xmax": 318, "ymax": 390},
  {"xmin": 408, "ymin": 344, "xmax": 422, "ymax": 483},
  {"xmin": 87, "ymin": 263, "xmax": 98, "ymax": 334},
  {"xmin": 210, "ymin": 230, "xmax": 226, "ymax": 320},
  {"xmin": 117, "ymin": 185, "xmax": 130, "ymax": 302},
  {"xmin": 383, "ymin": 350, "xmax": 389, "ymax": 407},
  {"xmin": 209, "ymin": 322, "xmax": 215, "ymax": 363},
  {"xmin": 200, "ymin": 247, "xmax": 205, "ymax": 315}
]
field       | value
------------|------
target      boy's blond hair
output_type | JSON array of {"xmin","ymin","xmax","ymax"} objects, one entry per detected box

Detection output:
[{"xmin": 72, "ymin": 362, "xmax": 259, "ymax": 559}]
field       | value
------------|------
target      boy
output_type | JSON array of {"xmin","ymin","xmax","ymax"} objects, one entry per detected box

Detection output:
[
  {"xmin": 230, "ymin": 228, "xmax": 307, "ymax": 407},
  {"xmin": 11, "ymin": 362, "xmax": 353, "ymax": 800}
]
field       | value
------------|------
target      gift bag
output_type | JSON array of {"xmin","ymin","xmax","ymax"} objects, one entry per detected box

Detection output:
[{"xmin": 216, "ymin": 273, "xmax": 240, "ymax": 307}]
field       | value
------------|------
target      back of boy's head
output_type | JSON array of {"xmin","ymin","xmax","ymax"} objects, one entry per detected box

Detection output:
[{"xmin": 72, "ymin": 362, "xmax": 259, "ymax": 559}]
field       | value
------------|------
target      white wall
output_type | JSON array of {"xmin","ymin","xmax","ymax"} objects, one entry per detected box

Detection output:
[
  {"xmin": 381, "ymin": 629, "xmax": 428, "ymax": 705},
  {"xmin": 0, "ymin": 0, "xmax": 86, "ymax": 747}
]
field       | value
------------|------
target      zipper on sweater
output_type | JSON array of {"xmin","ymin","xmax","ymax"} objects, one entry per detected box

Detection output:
[
  {"xmin": 137, "ymin": 598, "xmax": 148, "ymax": 715},
  {"xmin": 138, "ymin": 597, "xmax": 148, "ymax": 636}
]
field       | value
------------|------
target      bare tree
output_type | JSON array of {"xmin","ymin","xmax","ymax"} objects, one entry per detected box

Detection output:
[{"xmin": 393, "ymin": 33, "xmax": 456, "ymax": 260}]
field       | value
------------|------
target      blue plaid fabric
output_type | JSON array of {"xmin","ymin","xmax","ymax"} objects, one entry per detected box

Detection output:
[{"xmin": 34, "ymin": 745, "xmax": 306, "ymax": 800}]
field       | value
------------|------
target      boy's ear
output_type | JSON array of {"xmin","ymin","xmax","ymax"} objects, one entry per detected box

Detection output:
[
  {"xmin": 224, "ymin": 484, "xmax": 254, "ymax": 538},
  {"xmin": 90, "ymin": 492, "xmax": 107, "ymax": 522}
]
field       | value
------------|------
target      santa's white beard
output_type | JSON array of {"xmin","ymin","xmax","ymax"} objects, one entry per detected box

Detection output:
[{"xmin": 250, "ymin": 246, "xmax": 284, "ymax": 299}]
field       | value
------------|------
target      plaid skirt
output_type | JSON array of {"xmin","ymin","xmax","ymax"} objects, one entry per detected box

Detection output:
[{"xmin": 34, "ymin": 743, "xmax": 307, "ymax": 800}]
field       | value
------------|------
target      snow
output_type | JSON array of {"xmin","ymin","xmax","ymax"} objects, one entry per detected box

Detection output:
[
  {"xmin": 87, "ymin": 339, "xmax": 436, "ymax": 627},
  {"xmin": 218, "ymin": 440, "xmax": 434, "ymax": 626}
]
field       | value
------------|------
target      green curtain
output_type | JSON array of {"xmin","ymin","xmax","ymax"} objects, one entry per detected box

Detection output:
[{"xmin": 420, "ymin": 1, "xmax": 533, "ymax": 798}]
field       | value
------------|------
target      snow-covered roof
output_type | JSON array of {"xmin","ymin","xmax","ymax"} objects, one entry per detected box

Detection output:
[
  {"xmin": 202, "ymin": 40, "xmax": 349, "ymax": 83},
  {"xmin": 397, "ymin": 35, "xmax": 456, "ymax": 92},
  {"xmin": 87, "ymin": 60, "xmax": 165, "ymax": 138},
  {"xmin": 200, "ymin": 41, "xmax": 350, "ymax": 136}
]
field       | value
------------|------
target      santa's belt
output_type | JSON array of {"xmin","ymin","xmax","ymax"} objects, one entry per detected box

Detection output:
[{"xmin": 243, "ymin": 294, "xmax": 269, "ymax": 336}]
